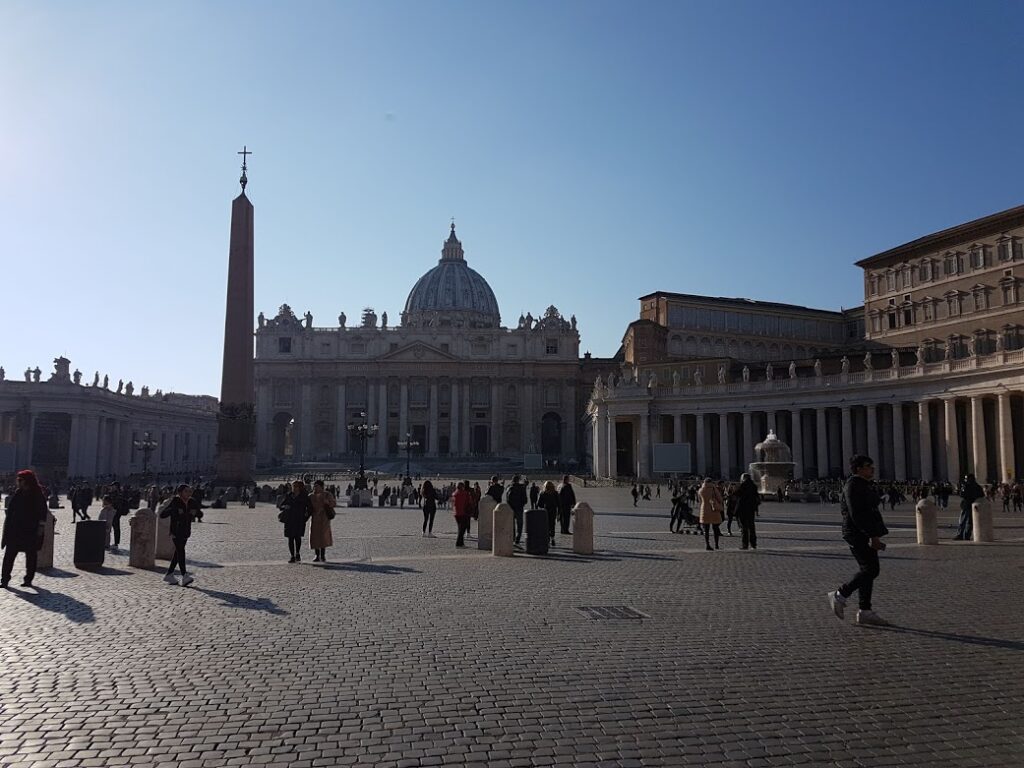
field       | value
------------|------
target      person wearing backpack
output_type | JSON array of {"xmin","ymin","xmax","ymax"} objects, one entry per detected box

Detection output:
[
  {"xmin": 506, "ymin": 474, "xmax": 528, "ymax": 545},
  {"xmin": 160, "ymin": 484, "xmax": 197, "ymax": 586}
]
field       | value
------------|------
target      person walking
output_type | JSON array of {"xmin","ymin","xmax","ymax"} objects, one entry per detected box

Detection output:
[
  {"xmin": 1, "ymin": 470, "xmax": 47, "ymax": 589},
  {"xmin": 529, "ymin": 481, "xmax": 540, "ymax": 510},
  {"xmin": 631, "ymin": 483, "xmax": 639, "ymax": 507},
  {"xmin": 735, "ymin": 473, "xmax": 760, "ymax": 550},
  {"xmin": 160, "ymin": 484, "xmax": 197, "ymax": 586},
  {"xmin": 828, "ymin": 455, "xmax": 890, "ymax": 626},
  {"xmin": 71, "ymin": 482, "xmax": 93, "ymax": 522},
  {"xmin": 309, "ymin": 480, "xmax": 336, "ymax": 562},
  {"xmin": 538, "ymin": 480, "xmax": 560, "ymax": 546},
  {"xmin": 97, "ymin": 495, "xmax": 117, "ymax": 551},
  {"xmin": 698, "ymin": 477, "xmax": 724, "ymax": 551},
  {"xmin": 452, "ymin": 482, "xmax": 472, "ymax": 547},
  {"xmin": 506, "ymin": 475, "xmax": 528, "ymax": 546},
  {"xmin": 954, "ymin": 474, "xmax": 985, "ymax": 540},
  {"xmin": 724, "ymin": 483, "xmax": 739, "ymax": 536},
  {"xmin": 420, "ymin": 480, "xmax": 438, "ymax": 537},
  {"xmin": 557, "ymin": 475, "xmax": 576, "ymax": 535},
  {"xmin": 486, "ymin": 476, "xmax": 504, "ymax": 504},
  {"xmin": 279, "ymin": 480, "xmax": 313, "ymax": 563}
]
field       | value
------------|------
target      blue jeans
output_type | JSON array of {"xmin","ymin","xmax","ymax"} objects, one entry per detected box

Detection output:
[{"xmin": 956, "ymin": 506, "xmax": 973, "ymax": 539}]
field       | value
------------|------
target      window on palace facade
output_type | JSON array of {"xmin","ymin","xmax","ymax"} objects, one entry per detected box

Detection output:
[
  {"xmin": 973, "ymin": 287, "xmax": 989, "ymax": 312},
  {"xmin": 886, "ymin": 270, "xmax": 896, "ymax": 292},
  {"xmin": 1000, "ymin": 278, "xmax": 1018, "ymax": 305},
  {"xmin": 869, "ymin": 275, "xmax": 879, "ymax": 295},
  {"xmin": 901, "ymin": 266, "xmax": 912, "ymax": 288},
  {"xmin": 922, "ymin": 299, "xmax": 934, "ymax": 321},
  {"xmin": 919, "ymin": 260, "xmax": 932, "ymax": 282},
  {"xmin": 946, "ymin": 293, "xmax": 962, "ymax": 317},
  {"xmin": 506, "ymin": 384, "xmax": 517, "ymax": 404},
  {"xmin": 545, "ymin": 339, "xmax": 558, "ymax": 354},
  {"xmin": 970, "ymin": 246, "xmax": 984, "ymax": 270},
  {"xmin": 870, "ymin": 313, "xmax": 882, "ymax": 333},
  {"xmin": 278, "ymin": 337, "xmax": 292, "ymax": 353},
  {"xmin": 999, "ymin": 239, "xmax": 1011, "ymax": 262},
  {"xmin": 902, "ymin": 304, "xmax": 914, "ymax": 326},
  {"xmin": 887, "ymin": 310, "xmax": 898, "ymax": 329},
  {"xmin": 1005, "ymin": 325, "xmax": 1022, "ymax": 350},
  {"xmin": 1014, "ymin": 239, "xmax": 1024, "ymax": 260},
  {"xmin": 943, "ymin": 254, "xmax": 955, "ymax": 275}
]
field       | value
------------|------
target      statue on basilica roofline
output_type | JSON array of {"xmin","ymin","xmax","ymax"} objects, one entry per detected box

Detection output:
[
  {"xmin": 648, "ymin": 371, "xmax": 658, "ymax": 389},
  {"xmin": 788, "ymin": 361, "xmax": 797, "ymax": 379},
  {"xmin": 718, "ymin": 363, "xmax": 727, "ymax": 384},
  {"xmin": 24, "ymin": 368, "xmax": 31, "ymax": 382},
  {"xmin": 891, "ymin": 347, "xmax": 900, "ymax": 369},
  {"xmin": 765, "ymin": 363, "xmax": 774, "ymax": 381},
  {"xmin": 742, "ymin": 365, "xmax": 750, "ymax": 383},
  {"xmin": 92, "ymin": 371, "xmax": 100, "ymax": 387},
  {"xmin": 116, "ymin": 379, "xmax": 124, "ymax": 394},
  {"xmin": 32, "ymin": 367, "xmax": 41, "ymax": 383},
  {"xmin": 916, "ymin": 343, "xmax": 926, "ymax": 366},
  {"xmin": 125, "ymin": 381, "xmax": 134, "ymax": 396},
  {"xmin": 571, "ymin": 315, "xmax": 577, "ymax": 331},
  {"xmin": 863, "ymin": 352, "xmax": 873, "ymax": 371},
  {"xmin": 258, "ymin": 312, "xmax": 265, "ymax": 328},
  {"xmin": 304, "ymin": 311, "xmax": 313, "ymax": 329},
  {"xmin": 73, "ymin": 369, "xmax": 82, "ymax": 385},
  {"xmin": 0, "ymin": 366, "xmax": 4, "ymax": 381},
  {"xmin": 141, "ymin": 385, "xmax": 150, "ymax": 397},
  {"xmin": 339, "ymin": 311, "xmax": 346, "ymax": 328},
  {"xmin": 813, "ymin": 359, "xmax": 822, "ymax": 378},
  {"xmin": 381, "ymin": 311, "xmax": 388, "ymax": 330},
  {"xmin": 840, "ymin": 356, "xmax": 850, "ymax": 374},
  {"xmin": 102, "ymin": 374, "xmax": 109, "ymax": 389},
  {"xmin": 694, "ymin": 367, "xmax": 703, "ymax": 387}
]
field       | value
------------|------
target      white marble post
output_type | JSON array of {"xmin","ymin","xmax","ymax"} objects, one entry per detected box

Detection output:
[
  {"xmin": 572, "ymin": 502, "xmax": 594, "ymax": 555},
  {"xmin": 998, "ymin": 392, "xmax": 1014, "ymax": 483},
  {"xmin": 841, "ymin": 406, "xmax": 853, "ymax": 474},
  {"xmin": 695, "ymin": 413, "xmax": 706, "ymax": 476},
  {"xmin": 718, "ymin": 412, "xmax": 730, "ymax": 479},
  {"xmin": 428, "ymin": 381, "xmax": 439, "ymax": 457},
  {"xmin": 867, "ymin": 405, "xmax": 880, "ymax": 467},
  {"xmin": 918, "ymin": 401, "xmax": 933, "ymax": 482},
  {"xmin": 335, "ymin": 381, "xmax": 347, "ymax": 455},
  {"xmin": 477, "ymin": 495, "xmax": 496, "ymax": 551},
  {"xmin": 815, "ymin": 407, "xmax": 828, "ymax": 478},
  {"xmin": 492, "ymin": 502, "xmax": 515, "ymax": 556},
  {"xmin": 790, "ymin": 410, "xmax": 803, "ymax": 479},
  {"xmin": 944, "ymin": 398, "xmax": 960, "ymax": 482},
  {"xmin": 606, "ymin": 414, "xmax": 617, "ymax": 478},
  {"xmin": 893, "ymin": 402, "xmax": 906, "ymax": 482},
  {"xmin": 971, "ymin": 396, "xmax": 987, "ymax": 482}
]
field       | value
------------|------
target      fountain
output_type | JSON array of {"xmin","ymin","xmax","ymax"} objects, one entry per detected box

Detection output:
[{"xmin": 749, "ymin": 430, "xmax": 795, "ymax": 497}]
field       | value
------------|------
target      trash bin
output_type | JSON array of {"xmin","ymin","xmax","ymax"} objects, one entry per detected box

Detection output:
[
  {"xmin": 525, "ymin": 508, "xmax": 549, "ymax": 555},
  {"xmin": 74, "ymin": 520, "xmax": 107, "ymax": 570}
]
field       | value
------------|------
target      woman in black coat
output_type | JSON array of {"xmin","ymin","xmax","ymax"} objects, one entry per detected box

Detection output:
[
  {"xmin": 2, "ymin": 469, "xmax": 48, "ymax": 588},
  {"xmin": 279, "ymin": 480, "xmax": 313, "ymax": 563},
  {"xmin": 537, "ymin": 481, "xmax": 561, "ymax": 547}
]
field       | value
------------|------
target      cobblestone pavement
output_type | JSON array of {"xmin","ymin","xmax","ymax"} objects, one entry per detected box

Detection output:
[{"xmin": 1, "ymin": 487, "xmax": 1022, "ymax": 767}]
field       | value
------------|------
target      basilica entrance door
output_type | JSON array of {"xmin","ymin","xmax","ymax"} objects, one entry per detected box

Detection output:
[{"xmin": 472, "ymin": 425, "xmax": 489, "ymax": 455}]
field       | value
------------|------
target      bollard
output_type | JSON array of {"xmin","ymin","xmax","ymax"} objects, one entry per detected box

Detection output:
[
  {"xmin": 155, "ymin": 511, "xmax": 175, "ymax": 560},
  {"xmin": 492, "ymin": 502, "xmax": 515, "ymax": 557},
  {"xmin": 914, "ymin": 497, "xmax": 939, "ymax": 545},
  {"xmin": 972, "ymin": 500, "xmax": 994, "ymax": 542},
  {"xmin": 129, "ymin": 508, "xmax": 157, "ymax": 569},
  {"xmin": 38, "ymin": 512, "xmax": 57, "ymax": 570},
  {"xmin": 572, "ymin": 502, "xmax": 595, "ymax": 555},
  {"xmin": 477, "ymin": 496, "xmax": 496, "ymax": 551}
]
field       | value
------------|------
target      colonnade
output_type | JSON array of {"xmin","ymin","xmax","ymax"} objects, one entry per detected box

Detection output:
[{"xmin": 593, "ymin": 391, "xmax": 1023, "ymax": 483}]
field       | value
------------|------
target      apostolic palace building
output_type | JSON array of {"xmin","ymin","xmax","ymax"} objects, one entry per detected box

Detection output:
[{"xmin": 587, "ymin": 204, "xmax": 1024, "ymax": 484}]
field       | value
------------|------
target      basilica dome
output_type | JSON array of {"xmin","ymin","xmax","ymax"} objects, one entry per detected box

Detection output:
[{"xmin": 402, "ymin": 225, "xmax": 501, "ymax": 328}]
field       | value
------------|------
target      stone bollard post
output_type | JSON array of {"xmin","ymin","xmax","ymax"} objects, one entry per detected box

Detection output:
[
  {"xmin": 477, "ymin": 496, "xmax": 496, "ymax": 551},
  {"xmin": 972, "ymin": 500, "xmax": 994, "ymax": 543},
  {"xmin": 914, "ymin": 497, "xmax": 939, "ymax": 545},
  {"xmin": 492, "ymin": 502, "xmax": 515, "ymax": 557},
  {"xmin": 155, "ymin": 511, "xmax": 175, "ymax": 560},
  {"xmin": 572, "ymin": 502, "xmax": 595, "ymax": 555},
  {"xmin": 129, "ymin": 508, "xmax": 157, "ymax": 569},
  {"xmin": 38, "ymin": 512, "xmax": 57, "ymax": 570}
]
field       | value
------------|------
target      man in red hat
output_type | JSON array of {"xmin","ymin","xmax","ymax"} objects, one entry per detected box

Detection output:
[{"xmin": 2, "ymin": 470, "xmax": 48, "ymax": 588}]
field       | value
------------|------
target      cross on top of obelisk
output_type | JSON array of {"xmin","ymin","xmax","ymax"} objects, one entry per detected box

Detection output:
[{"xmin": 238, "ymin": 145, "xmax": 252, "ymax": 192}]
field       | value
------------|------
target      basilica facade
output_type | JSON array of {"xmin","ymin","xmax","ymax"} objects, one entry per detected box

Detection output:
[{"xmin": 254, "ymin": 226, "xmax": 583, "ymax": 465}]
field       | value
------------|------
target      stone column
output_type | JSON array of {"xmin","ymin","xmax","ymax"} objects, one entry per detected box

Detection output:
[
  {"xmin": 918, "ymin": 401, "xmax": 933, "ymax": 482},
  {"xmin": 998, "ymin": 392, "xmax": 1015, "ymax": 483},
  {"xmin": 335, "ymin": 380, "xmax": 347, "ymax": 455},
  {"xmin": 815, "ymin": 407, "xmax": 828, "ymax": 479},
  {"xmin": 673, "ymin": 413, "xmax": 683, "ymax": 444},
  {"xmin": 299, "ymin": 382, "xmax": 312, "ymax": 459},
  {"xmin": 718, "ymin": 412, "xmax": 730, "ymax": 479},
  {"xmin": 16, "ymin": 411, "xmax": 35, "ymax": 468},
  {"xmin": 867, "ymin": 404, "xmax": 880, "ymax": 467},
  {"xmin": 490, "ymin": 382, "xmax": 500, "ymax": 454},
  {"xmin": 943, "ymin": 398, "xmax": 960, "ymax": 482},
  {"xmin": 841, "ymin": 406, "xmax": 853, "ymax": 473},
  {"xmin": 606, "ymin": 414, "xmax": 617, "ymax": 478},
  {"xmin": 366, "ymin": 379, "xmax": 376, "ymax": 454},
  {"xmin": 109, "ymin": 420, "xmax": 122, "ymax": 476},
  {"xmin": 695, "ymin": 413, "xmax": 706, "ymax": 476},
  {"xmin": 399, "ymin": 382, "xmax": 409, "ymax": 443},
  {"xmin": 67, "ymin": 415, "xmax": 82, "ymax": 477},
  {"xmin": 563, "ymin": 384, "xmax": 576, "ymax": 461},
  {"xmin": 520, "ymin": 382, "xmax": 533, "ymax": 455},
  {"xmin": 790, "ymin": 410, "xmax": 803, "ymax": 480},
  {"xmin": 971, "ymin": 395, "xmax": 987, "ymax": 482},
  {"xmin": 766, "ymin": 410, "xmax": 777, "ymax": 434},
  {"xmin": 378, "ymin": 381, "xmax": 388, "ymax": 456},
  {"xmin": 450, "ymin": 380, "xmax": 459, "ymax": 455},
  {"xmin": 428, "ymin": 381, "xmax": 439, "ymax": 457},
  {"xmin": 461, "ymin": 381, "xmax": 471, "ymax": 454},
  {"xmin": 742, "ymin": 411, "xmax": 754, "ymax": 469},
  {"xmin": 892, "ymin": 402, "xmax": 906, "ymax": 482},
  {"xmin": 638, "ymin": 413, "xmax": 651, "ymax": 479}
]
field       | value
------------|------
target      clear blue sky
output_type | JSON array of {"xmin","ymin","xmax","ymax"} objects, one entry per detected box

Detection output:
[{"xmin": 3, "ymin": 1, "xmax": 1024, "ymax": 396}]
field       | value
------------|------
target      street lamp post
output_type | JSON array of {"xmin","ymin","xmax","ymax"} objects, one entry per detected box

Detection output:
[
  {"xmin": 397, "ymin": 433, "xmax": 420, "ymax": 478},
  {"xmin": 133, "ymin": 431, "xmax": 159, "ymax": 482},
  {"xmin": 346, "ymin": 411, "xmax": 379, "ymax": 476}
]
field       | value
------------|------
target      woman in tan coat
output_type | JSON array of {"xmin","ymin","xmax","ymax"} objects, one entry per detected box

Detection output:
[
  {"xmin": 698, "ymin": 477, "xmax": 725, "ymax": 551},
  {"xmin": 309, "ymin": 480, "xmax": 336, "ymax": 562}
]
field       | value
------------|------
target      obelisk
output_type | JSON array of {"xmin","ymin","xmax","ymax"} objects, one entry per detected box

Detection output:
[{"xmin": 214, "ymin": 147, "xmax": 256, "ymax": 483}]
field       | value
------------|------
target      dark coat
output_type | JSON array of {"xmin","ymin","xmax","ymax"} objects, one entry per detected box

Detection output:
[
  {"xmin": 735, "ymin": 479, "xmax": 761, "ymax": 517},
  {"xmin": 2, "ymin": 488, "xmax": 47, "ymax": 552},
  {"xmin": 960, "ymin": 479, "xmax": 985, "ymax": 512},
  {"xmin": 537, "ymin": 489, "xmax": 560, "ymax": 519},
  {"xmin": 558, "ymin": 483, "xmax": 576, "ymax": 515},
  {"xmin": 840, "ymin": 475, "xmax": 888, "ymax": 545},
  {"xmin": 160, "ymin": 496, "xmax": 195, "ymax": 540},
  {"xmin": 279, "ymin": 491, "xmax": 313, "ymax": 538}
]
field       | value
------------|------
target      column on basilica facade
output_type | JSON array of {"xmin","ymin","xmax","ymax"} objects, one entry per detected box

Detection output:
[
  {"xmin": 594, "ymin": 407, "xmax": 606, "ymax": 476},
  {"xmin": 428, "ymin": 381, "xmax": 439, "ymax": 457},
  {"xmin": 67, "ymin": 415, "xmax": 82, "ymax": 477},
  {"xmin": 450, "ymin": 379, "xmax": 459, "ymax": 455},
  {"xmin": 742, "ymin": 411, "xmax": 754, "ymax": 469},
  {"xmin": 378, "ymin": 381, "xmax": 388, "ymax": 456},
  {"xmin": 943, "ymin": 398, "xmax": 959, "ymax": 482},
  {"xmin": 521, "ymin": 383, "xmax": 533, "ymax": 455},
  {"xmin": 998, "ymin": 393, "xmax": 1014, "ymax": 483},
  {"xmin": 718, "ymin": 413, "xmax": 730, "ymax": 479},
  {"xmin": 335, "ymin": 381, "xmax": 347, "ymax": 455},
  {"xmin": 766, "ymin": 410, "xmax": 776, "ymax": 435},
  {"xmin": 299, "ymin": 382, "xmax": 312, "ymax": 458},
  {"xmin": 461, "ymin": 381, "xmax": 471, "ymax": 454},
  {"xmin": 638, "ymin": 413, "xmax": 651, "ymax": 479},
  {"xmin": 399, "ymin": 382, "xmax": 409, "ymax": 442},
  {"xmin": 83, "ymin": 415, "xmax": 101, "ymax": 477},
  {"xmin": 866, "ymin": 404, "xmax": 879, "ymax": 467},
  {"xmin": 606, "ymin": 414, "xmax": 617, "ymax": 478},
  {"xmin": 674, "ymin": 413, "xmax": 683, "ymax": 445},
  {"xmin": 563, "ymin": 384, "xmax": 576, "ymax": 460},
  {"xmin": 109, "ymin": 420, "xmax": 121, "ymax": 476},
  {"xmin": 490, "ymin": 382, "xmax": 500, "ymax": 454},
  {"xmin": 892, "ymin": 402, "xmax": 906, "ymax": 482},
  {"xmin": 918, "ymin": 400, "xmax": 933, "ymax": 482},
  {"xmin": 366, "ymin": 379, "xmax": 377, "ymax": 455},
  {"xmin": 695, "ymin": 413, "xmax": 706, "ymax": 476},
  {"xmin": 841, "ymin": 406, "xmax": 853, "ymax": 473},
  {"xmin": 815, "ymin": 407, "xmax": 827, "ymax": 478},
  {"xmin": 971, "ymin": 395, "xmax": 987, "ymax": 482},
  {"xmin": 790, "ymin": 410, "xmax": 803, "ymax": 480}
]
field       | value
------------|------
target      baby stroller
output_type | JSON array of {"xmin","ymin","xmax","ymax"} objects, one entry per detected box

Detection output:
[{"xmin": 670, "ymin": 496, "xmax": 700, "ymax": 534}]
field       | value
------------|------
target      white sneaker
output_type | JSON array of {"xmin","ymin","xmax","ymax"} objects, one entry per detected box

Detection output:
[
  {"xmin": 856, "ymin": 610, "xmax": 890, "ymax": 627},
  {"xmin": 180, "ymin": 575, "xmax": 195, "ymax": 587},
  {"xmin": 163, "ymin": 573, "xmax": 179, "ymax": 585},
  {"xmin": 828, "ymin": 590, "xmax": 847, "ymax": 620}
]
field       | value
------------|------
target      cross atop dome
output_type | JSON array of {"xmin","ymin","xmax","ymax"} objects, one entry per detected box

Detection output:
[{"xmin": 441, "ymin": 220, "xmax": 465, "ymax": 262}]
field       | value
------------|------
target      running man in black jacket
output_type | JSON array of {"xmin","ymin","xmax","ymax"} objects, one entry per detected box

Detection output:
[{"xmin": 828, "ymin": 455, "xmax": 890, "ymax": 627}]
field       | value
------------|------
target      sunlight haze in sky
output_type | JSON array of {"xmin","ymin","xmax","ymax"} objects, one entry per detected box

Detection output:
[{"xmin": 3, "ymin": 0, "xmax": 1024, "ymax": 395}]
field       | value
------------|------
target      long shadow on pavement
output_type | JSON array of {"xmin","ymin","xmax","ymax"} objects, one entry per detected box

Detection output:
[
  {"xmin": 41, "ymin": 568, "xmax": 79, "ymax": 578},
  {"xmin": 870, "ymin": 624, "xmax": 1024, "ymax": 651},
  {"xmin": 314, "ymin": 561, "xmax": 420, "ymax": 575},
  {"xmin": 11, "ymin": 586, "xmax": 95, "ymax": 623},
  {"xmin": 752, "ymin": 550, "xmax": 918, "ymax": 561},
  {"xmin": 191, "ymin": 587, "xmax": 289, "ymax": 615}
]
